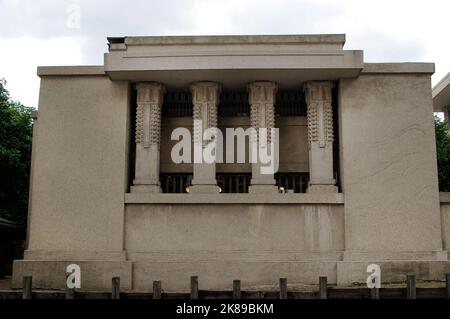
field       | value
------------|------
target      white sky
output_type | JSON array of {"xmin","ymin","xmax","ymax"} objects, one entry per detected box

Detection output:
[{"xmin": 1, "ymin": 0, "xmax": 450, "ymax": 109}]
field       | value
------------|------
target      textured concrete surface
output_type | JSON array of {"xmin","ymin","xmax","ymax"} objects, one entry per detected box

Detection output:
[
  {"xmin": 27, "ymin": 75, "xmax": 130, "ymax": 253},
  {"xmin": 339, "ymin": 74, "xmax": 441, "ymax": 254},
  {"xmin": 16, "ymin": 34, "xmax": 450, "ymax": 291}
]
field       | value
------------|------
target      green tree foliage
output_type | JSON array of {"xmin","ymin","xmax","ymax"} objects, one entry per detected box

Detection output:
[
  {"xmin": 0, "ymin": 78, "xmax": 34, "ymax": 231},
  {"xmin": 435, "ymin": 115, "xmax": 450, "ymax": 192}
]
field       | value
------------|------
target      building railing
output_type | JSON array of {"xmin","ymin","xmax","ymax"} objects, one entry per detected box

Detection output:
[
  {"xmin": 160, "ymin": 173, "xmax": 192, "ymax": 193},
  {"xmin": 160, "ymin": 173, "xmax": 309, "ymax": 193},
  {"xmin": 275, "ymin": 173, "xmax": 309, "ymax": 193},
  {"xmin": 216, "ymin": 173, "xmax": 251, "ymax": 193}
]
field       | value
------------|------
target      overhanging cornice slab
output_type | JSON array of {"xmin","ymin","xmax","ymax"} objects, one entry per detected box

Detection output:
[
  {"xmin": 104, "ymin": 34, "xmax": 363, "ymax": 87},
  {"xmin": 105, "ymin": 52, "xmax": 363, "ymax": 88}
]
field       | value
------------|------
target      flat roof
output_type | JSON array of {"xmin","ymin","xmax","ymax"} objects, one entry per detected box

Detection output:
[
  {"xmin": 108, "ymin": 34, "xmax": 347, "ymax": 46},
  {"xmin": 37, "ymin": 66, "xmax": 105, "ymax": 77},
  {"xmin": 362, "ymin": 63, "xmax": 435, "ymax": 74},
  {"xmin": 433, "ymin": 72, "xmax": 450, "ymax": 112}
]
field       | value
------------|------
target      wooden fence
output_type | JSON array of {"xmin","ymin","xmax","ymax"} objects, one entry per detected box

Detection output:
[{"xmin": 4, "ymin": 274, "xmax": 450, "ymax": 299}]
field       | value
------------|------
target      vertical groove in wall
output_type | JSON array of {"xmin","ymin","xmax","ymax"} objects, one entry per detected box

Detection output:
[
  {"xmin": 127, "ymin": 84, "xmax": 137, "ymax": 192},
  {"xmin": 332, "ymin": 82, "xmax": 341, "ymax": 192}
]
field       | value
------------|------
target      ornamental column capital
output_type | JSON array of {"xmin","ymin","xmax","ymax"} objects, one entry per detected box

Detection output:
[
  {"xmin": 304, "ymin": 81, "xmax": 334, "ymax": 104},
  {"xmin": 247, "ymin": 81, "xmax": 278, "ymax": 105},
  {"xmin": 136, "ymin": 82, "xmax": 165, "ymax": 105},
  {"xmin": 190, "ymin": 82, "xmax": 221, "ymax": 104}
]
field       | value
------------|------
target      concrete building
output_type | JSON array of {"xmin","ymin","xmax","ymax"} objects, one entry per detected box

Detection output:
[
  {"xmin": 433, "ymin": 72, "xmax": 450, "ymax": 130},
  {"xmin": 13, "ymin": 34, "xmax": 450, "ymax": 291}
]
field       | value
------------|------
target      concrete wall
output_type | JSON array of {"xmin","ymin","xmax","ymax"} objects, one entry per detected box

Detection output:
[
  {"xmin": 339, "ymin": 74, "xmax": 442, "ymax": 256},
  {"xmin": 15, "ymin": 60, "xmax": 450, "ymax": 291},
  {"xmin": 26, "ymin": 75, "xmax": 130, "ymax": 255},
  {"xmin": 125, "ymin": 203, "xmax": 344, "ymax": 253},
  {"xmin": 125, "ymin": 203, "xmax": 344, "ymax": 290}
]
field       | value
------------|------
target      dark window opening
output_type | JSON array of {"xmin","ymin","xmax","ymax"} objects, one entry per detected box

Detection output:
[
  {"xmin": 276, "ymin": 91, "xmax": 307, "ymax": 117},
  {"xmin": 219, "ymin": 91, "xmax": 249, "ymax": 117},
  {"xmin": 217, "ymin": 173, "xmax": 251, "ymax": 193},
  {"xmin": 160, "ymin": 173, "xmax": 192, "ymax": 193},
  {"xmin": 275, "ymin": 173, "xmax": 309, "ymax": 193},
  {"xmin": 162, "ymin": 92, "xmax": 193, "ymax": 117}
]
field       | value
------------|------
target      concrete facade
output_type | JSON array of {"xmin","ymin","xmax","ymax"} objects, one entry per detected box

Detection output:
[
  {"xmin": 433, "ymin": 72, "xmax": 450, "ymax": 133},
  {"xmin": 13, "ymin": 34, "xmax": 450, "ymax": 291}
]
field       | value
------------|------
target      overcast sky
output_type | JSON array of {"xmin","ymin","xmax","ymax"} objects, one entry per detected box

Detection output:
[{"xmin": 1, "ymin": 0, "xmax": 450, "ymax": 108}]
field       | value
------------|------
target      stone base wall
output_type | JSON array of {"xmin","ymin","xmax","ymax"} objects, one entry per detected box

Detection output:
[
  {"xmin": 13, "ymin": 259, "xmax": 450, "ymax": 291},
  {"xmin": 124, "ymin": 203, "xmax": 345, "ymax": 253},
  {"xmin": 12, "ymin": 197, "xmax": 450, "ymax": 291},
  {"xmin": 12, "ymin": 260, "xmax": 132, "ymax": 291}
]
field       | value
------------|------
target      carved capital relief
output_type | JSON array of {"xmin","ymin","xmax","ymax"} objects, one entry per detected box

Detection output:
[
  {"xmin": 135, "ymin": 83, "xmax": 165, "ymax": 148},
  {"xmin": 248, "ymin": 82, "xmax": 277, "ymax": 144},
  {"xmin": 190, "ymin": 82, "xmax": 221, "ymax": 144},
  {"xmin": 304, "ymin": 81, "xmax": 334, "ymax": 148}
]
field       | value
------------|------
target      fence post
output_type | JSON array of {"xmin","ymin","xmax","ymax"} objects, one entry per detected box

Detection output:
[
  {"xmin": 406, "ymin": 275, "xmax": 416, "ymax": 299},
  {"xmin": 190, "ymin": 276, "xmax": 198, "ymax": 299},
  {"xmin": 22, "ymin": 276, "xmax": 32, "ymax": 299},
  {"xmin": 279, "ymin": 278, "xmax": 287, "ymax": 299},
  {"xmin": 446, "ymin": 274, "xmax": 450, "ymax": 299},
  {"xmin": 319, "ymin": 276, "xmax": 328, "ymax": 299},
  {"xmin": 112, "ymin": 277, "xmax": 120, "ymax": 299},
  {"xmin": 153, "ymin": 281, "xmax": 161, "ymax": 299},
  {"xmin": 370, "ymin": 287, "xmax": 380, "ymax": 299},
  {"xmin": 233, "ymin": 280, "xmax": 241, "ymax": 299},
  {"xmin": 65, "ymin": 272, "xmax": 75, "ymax": 299},
  {"xmin": 65, "ymin": 287, "xmax": 75, "ymax": 299}
]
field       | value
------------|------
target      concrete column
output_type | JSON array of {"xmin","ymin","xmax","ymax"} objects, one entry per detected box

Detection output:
[
  {"xmin": 248, "ymin": 81, "xmax": 279, "ymax": 194},
  {"xmin": 131, "ymin": 82, "xmax": 165, "ymax": 193},
  {"xmin": 190, "ymin": 82, "xmax": 221, "ymax": 193},
  {"xmin": 304, "ymin": 81, "xmax": 337, "ymax": 193}
]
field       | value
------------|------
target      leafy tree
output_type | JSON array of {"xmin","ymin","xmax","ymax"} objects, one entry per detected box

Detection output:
[
  {"xmin": 0, "ymin": 78, "xmax": 34, "ymax": 232},
  {"xmin": 435, "ymin": 115, "xmax": 450, "ymax": 192}
]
